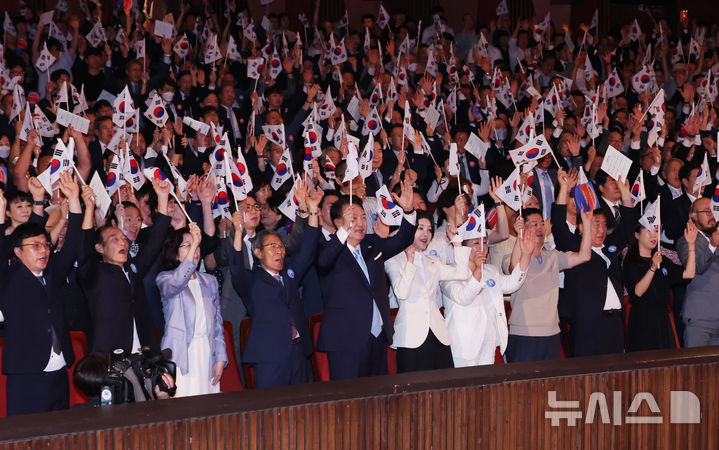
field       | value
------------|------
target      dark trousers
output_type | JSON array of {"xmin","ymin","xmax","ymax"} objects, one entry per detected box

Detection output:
[
  {"xmin": 572, "ymin": 314, "xmax": 625, "ymax": 357},
  {"xmin": 327, "ymin": 334, "xmax": 388, "ymax": 380},
  {"xmin": 506, "ymin": 333, "xmax": 561, "ymax": 363},
  {"xmin": 396, "ymin": 330, "xmax": 454, "ymax": 373},
  {"xmin": 7, "ymin": 368, "xmax": 69, "ymax": 416},
  {"xmin": 253, "ymin": 342, "xmax": 310, "ymax": 389}
]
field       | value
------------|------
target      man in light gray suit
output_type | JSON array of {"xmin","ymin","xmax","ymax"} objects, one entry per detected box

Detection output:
[{"xmin": 677, "ymin": 198, "xmax": 719, "ymax": 347}]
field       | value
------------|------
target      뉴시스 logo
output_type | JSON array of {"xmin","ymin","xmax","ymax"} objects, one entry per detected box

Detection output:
[{"xmin": 545, "ymin": 390, "xmax": 700, "ymax": 426}]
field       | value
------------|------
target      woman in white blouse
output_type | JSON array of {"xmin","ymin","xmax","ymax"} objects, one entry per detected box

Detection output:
[{"xmin": 385, "ymin": 210, "xmax": 471, "ymax": 373}]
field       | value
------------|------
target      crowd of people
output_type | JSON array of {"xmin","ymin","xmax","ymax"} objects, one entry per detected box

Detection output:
[{"xmin": 0, "ymin": 0, "xmax": 718, "ymax": 417}]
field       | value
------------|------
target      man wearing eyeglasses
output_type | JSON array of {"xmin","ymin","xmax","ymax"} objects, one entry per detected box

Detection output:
[
  {"xmin": 0, "ymin": 173, "xmax": 82, "ymax": 415},
  {"xmin": 678, "ymin": 198, "xmax": 719, "ymax": 347},
  {"xmin": 229, "ymin": 180, "xmax": 323, "ymax": 388}
]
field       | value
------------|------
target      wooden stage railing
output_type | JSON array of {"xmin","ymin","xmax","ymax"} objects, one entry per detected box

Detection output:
[{"xmin": 1, "ymin": 347, "xmax": 718, "ymax": 449}]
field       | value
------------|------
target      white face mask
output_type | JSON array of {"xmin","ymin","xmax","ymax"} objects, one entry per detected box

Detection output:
[
  {"xmin": 0, "ymin": 145, "xmax": 9, "ymax": 158},
  {"xmin": 650, "ymin": 164, "xmax": 660, "ymax": 176},
  {"xmin": 161, "ymin": 92, "xmax": 174, "ymax": 103}
]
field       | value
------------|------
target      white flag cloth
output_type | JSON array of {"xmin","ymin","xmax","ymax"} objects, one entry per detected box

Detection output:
[
  {"xmin": 33, "ymin": 106, "xmax": 56, "ymax": 137},
  {"xmin": 362, "ymin": 107, "xmax": 383, "ymax": 136},
  {"xmin": 162, "ymin": 152, "xmax": 188, "ymax": 200},
  {"xmin": 457, "ymin": 203, "xmax": 486, "ymax": 240},
  {"xmin": 496, "ymin": 0, "xmax": 509, "ymax": 16},
  {"xmin": 10, "ymin": 85, "xmax": 25, "ymax": 122},
  {"xmin": 369, "ymin": 83, "xmax": 383, "ymax": 108},
  {"xmin": 639, "ymin": 196, "xmax": 660, "ymax": 231},
  {"xmin": 211, "ymin": 174, "xmax": 232, "ymax": 220},
  {"xmin": 226, "ymin": 35, "xmax": 242, "ymax": 61},
  {"xmin": 278, "ymin": 179, "xmax": 300, "ymax": 220},
  {"xmin": 112, "ymin": 86, "xmax": 135, "ymax": 127},
  {"xmin": 233, "ymin": 148, "xmax": 254, "ymax": 193},
  {"xmin": 262, "ymin": 124, "xmax": 286, "ymax": 148},
  {"xmin": 629, "ymin": 19, "xmax": 642, "ymax": 42},
  {"xmin": 343, "ymin": 142, "xmax": 360, "ymax": 183},
  {"xmin": 543, "ymin": 84, "xmax": 560, "ymax": 117},
  {"xmin": 671, "ymin": 41, "xmax": 685, "ymax": 64},
  {"xmin": 204, "ymin": 34, "xmax": 222, "ymax": 65},
  {"xmin": 689, "ymin": 38, "xmax": 701, "ymax": 60},
  {"xmin": 35, "ymin": 43, "xmax": 57, "ymax": 73},
  {"xmin": 496, "ymin": 167, "xmax": 530, "ymax": 211},
  {"xmin": 73, "ymin": 83, "xmax": 88, "ymax": 114},
  {"xmin": 246, "ymin": 57, "xmax": 265, "ymax": 80},
  {"xmin": 377, "ymin": 4, "xmax": 390, "ymax": 29},
  {"xmin": 37, "ymin": 138, "xmax": 74, "ymax": 194},
  {"xmin": 376, "ymin": 184, "xmax": 403, "ymax": 226},
  {"xmin": 224, "ymin": 153, "xmax": 248, "ymax": 202},
  {"xmin": 631, "ymin": 171, "xmax": 646, "ymax": 206},
  {"xmin": 359, "ymin": 132, "xmax": 375, "ymax": 180},
  {"xmin": 122, "ymin": 145, "xmax": 146, "ymax": 191},
  {"xmin": 695, "ymin": 152, "xmax": 712, "ymax": 192},
  {"xmin": 85, "ymin": 20, "xmax": 107, "ymax": 47},
  {"xmin": 402, "ymin": 101, "xmax": 415, "ymax": 143},
  {"xmin": 632, "ymin": 66, "xmax": 654, "ymax": 94},
  {"xmin": 4, "ymin": 12, "xmax": 16, "ymax": 36},
  {"xmin": 515, "ymin": 113, "xmax": 536, "ymax": 145},
  {"xmin": 448, "ymin": 143, "xmax": 460, "ymax": 177},
  {"xmin": 106, "ymin": 154, "xmax": 125, "ymax": 196},
  {"xmin": 174, "ymin": 33, "xmax": 191, "ymax": 58},
  {"xmin": 268, "ymin": 48, "xmax": 283, "ymax": 79},
  {"xmin": 209, "ymin": 134, "xmax": 231, "ymax": 173},
  {"xmin": 19, "ymin": 103, "xmax": 34, "ymax": 142},
  {"xmin": 144, "ymin": 92, "xmax": 169, "ymax": 127},
  {"xmin": 509, "ymin": 134, "xmax": 552, "ymax": 166},
  {"xmin": 330, "ymin": 37, "xmax": 348, "ymax": 66},
  {"xmin": 271, "ymin": 147, "xmax": 293, "ymax": 190},
  {"xmin": 478, "ymin": 33, "xmax": 490, "ymax": 57},
  {"xmin": 605, "ymin": 67, "xmax": 625, "ymax": 98},
  {"xmin": 318, "ymin": 86, "xmax": 336, "ymax": 120},
  {"xmin": 589, "ymin": 9, "xmax": 598, "ymax": 30},
  {"xmin": 711, "ymin": 186, "xmax": 719, "ymax": 221}
]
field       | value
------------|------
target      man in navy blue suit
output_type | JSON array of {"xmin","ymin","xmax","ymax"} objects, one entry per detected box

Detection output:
[
  {"xmin": 316, "ymin": 178, "xmax": 417, "ymax": 380},
  {"xmin": 230, "ymin": 179, "xmax": 324, "ymax": 388},
  {"xmin": 0, "ymin": 172, "xmax": 83, "ymax": 416}
]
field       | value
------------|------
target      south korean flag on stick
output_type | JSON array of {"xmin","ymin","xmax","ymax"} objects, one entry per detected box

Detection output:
[
  {"xmin": 639, "ymin": 196, "xmax": 660, "ymax": 232},
  {"xmin": 278, "ymin": 178, "xmax": 301, "ymax": 220},
  {"xmin": 35, "ymin": 43, "xmax": 56, "ymax": 73},
  {"xmin": 376, "ymin": 184, "xmax": 403, "ymax": 226},
  {"xmin": 144, "ymin": 91, "xmax": 168, "ymax": 127},
  {"xmin": 247, "ymin": 57, "xmax": 265, "ymax": 80},
  {"xmin": 262, "ymin": 123, "xmax": 286, "ymax": 148},
  {"xmin": 457, "ymin": 203, "xmax": 486, "ymax": 241},
  {"xmin": 271, "ymin": 147, "xmax": 293, "ymax": 190},
  {"xmin": 362, "ymin": 107, "xmax": 383, "ymax": 136}
]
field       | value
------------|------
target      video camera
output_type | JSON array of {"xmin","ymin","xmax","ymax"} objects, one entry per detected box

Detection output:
[{"xmin": 100, "ymin": 348, "xmax": 176, "ymax": 405}]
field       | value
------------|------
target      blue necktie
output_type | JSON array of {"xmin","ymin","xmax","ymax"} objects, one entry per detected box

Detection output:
[
  {"xmin": 353, "ymin": 248, "xmax": 383, "ymax": 337},
  {"xmin": 542, "ymin": 171, "xmax": 553, "ymax": 219}
]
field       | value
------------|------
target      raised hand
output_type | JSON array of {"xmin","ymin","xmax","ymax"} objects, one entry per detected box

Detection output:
[
  {"xmin": 81, "ymin": 184, "xmax": 96, "ymax": 210},
  {"xmin": 188, "ymin": 221, "xmax": 202, "ymax": 248},
  {"xmin": 651, "ymin": 251, "xmax": 663, "ymax": 270},
  {"xmin": 391, "ymin": 178, "xmax": 414, "ymax": 212},
  {"xmin": 306, "ymin": 184, "xmax": 325, "ymax": 213},
  {"xmin": 27, "ymin": 176, "xmax": 46, "ymax": 200},
  {"xmin": 197, "ymin": 175, "xmax": 216, "ymax": 205},
  {"xmin": 684, "ymin": 219, "xmax": 698, "ymax": 245},
  {"xmin": 488, "ymin": 176, "xmax": 503, "ymax": 202}
]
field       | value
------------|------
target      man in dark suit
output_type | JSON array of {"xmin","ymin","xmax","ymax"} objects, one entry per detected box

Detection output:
[
  {"xmin": 553, "ymin": 175, "xmax": 635, "ymax": 357},
  {"xmin": 0, "ymin": 173, "xmax": 82, "ymax": 415},
  {"xmin": 229, "ymin": 180, "xmax": 323, "ymax": 388},
  {"xmin": 664, "ymin": 163, "xmax": 701, "ymax": 242},
  {"xmin": 531, "ymin": 154, "xmax": 558, "ymax": 219},
  {"xmin": 596, "ymin": 170, "xmax": 628, "ymax": 234},
  {"xmin": 316, "ymin": 179, "xmax": 417, "ymax": 380},
  {"xmin": 219, "ymin": 84, "xmax": 245, "ymax": 148},
  {"xmin": 78, "ymin": 178, "xmax": 172, "ymax": 355}
]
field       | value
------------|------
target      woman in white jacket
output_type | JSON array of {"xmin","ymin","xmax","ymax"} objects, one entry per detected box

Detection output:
[
  {"xmin": 385, "ymin": 210, "xmax": 471, "ymax": 373},
  {"xmin": 442, "ymin": 229, "xmax": 534, "ymax": 367}
]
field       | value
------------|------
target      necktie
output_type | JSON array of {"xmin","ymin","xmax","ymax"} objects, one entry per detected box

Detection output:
[
  {"xmin": 613, "ymin": 205, "xmax": 621, "ymax": 222},
  {"xmin": 459, "ymin": 154, "xmax": 470, "ymax": 179},
  {"xmin": 273, "ymin": 273, "xmax": 284, "ymax": 286},
  {"xmin": 353, "ymin": 248, "xmax": 383, "ymax": 337},
  {"xmin": 227, "ymin": 106, "xmax": 241, "ymax": 141},
  {"xmin": 542, "ymin": 171, "xmax": 553, "ymax": 218},
  {"xmin": 274, "ymin": 273, "xmax": 299, "ymax": 339},
  {"xmin": 37, "ymin": 275, "xmax": 61, "ymax": 354}
]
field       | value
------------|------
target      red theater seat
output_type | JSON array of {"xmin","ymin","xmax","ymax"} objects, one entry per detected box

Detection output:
[
  {"xmin": 239, "ymin": 318, "xmax": 254, "ymax": 389},
  {"xmin": 68, "ymin": 332, "xmax": 88, "ymax": 407},
  {"xmin": 309, "ymin": 314, "xmax": 330, "ymax": 382},
  {"xmin": 387, "ymin": 308, "xmax": 398, "ymax": 374},
  {"xmin": 220, "ymin": 321, "xmax": 244, "ymax": 392},
  {"xmin": 0, "ymin": 339, "xmax": 5, "ymax": 418}
]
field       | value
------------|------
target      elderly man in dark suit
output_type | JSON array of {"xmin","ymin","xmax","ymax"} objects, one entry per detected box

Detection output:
[
  {"xmin": 316, "ymin": 178, "xmax": 417, "ymax": 380},
  {"xmin": 78, "ymin": 178, "xmax": 172, "ymax": 355},
  {"xmin": 0, "ymin": 173, "xmax": 82, "ymax": 416},
  {"xmin": 229, "ymin": 179, "xmax": 323, "ymax": 388}
]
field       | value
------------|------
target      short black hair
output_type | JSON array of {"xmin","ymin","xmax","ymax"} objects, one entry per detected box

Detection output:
[
  {"xmin": 73, "ymin": 352, "xmax": 109, "ymax": 399},
  {"xmin": 252, "ymin": 230, "xmax": 283, "ymax": 253},
  {"xmin": 679, "ymin": 162, "xmax": 699, "ymax": 181},
  {"xmin": 6, "ymin": 190, "xmax": 32, "ymax": 206},
  {"xmin": 161, "ymin": 227, "xmax": 190, "ymax": 270},
  {"xmin": 319, "ymin": 189, "xmax": 341, "ymax": 210},
  {"xmin": 330, "ymin": 195, "xmax": 363, "ymax": 225},
  {"xmin": 10, "ymin": 223, "xmax": 50, "ymax": 249},
  {"xmin": 521, "ymin": 208, "xmax": 543, "ymax": 222}
]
